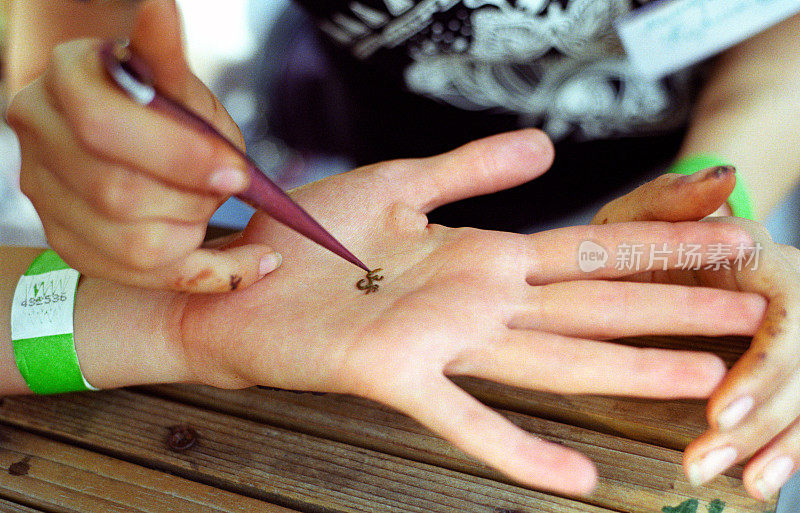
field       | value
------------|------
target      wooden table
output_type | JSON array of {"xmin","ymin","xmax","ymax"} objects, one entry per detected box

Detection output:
[{"xmin": 0, "ymin": 336, "xmax": 779, "ymax": 512}]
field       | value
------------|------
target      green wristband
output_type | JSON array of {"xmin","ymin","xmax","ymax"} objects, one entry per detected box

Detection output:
[
  {"xmin": 10, "ymin": 250, "xmax": 98, "ymax": 394},
  {"xmin": 667, "ymin": 154, "xmax": 755, "ymax": 220}
]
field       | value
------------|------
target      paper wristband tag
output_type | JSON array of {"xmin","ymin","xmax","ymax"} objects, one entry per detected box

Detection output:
[
  {"xmin": 11, "ymin": 263, "xmax": 98, "ymax": 393},
  {"xmin": 616, "ymin": 0, "xmax": 800, "ymax": 79}
]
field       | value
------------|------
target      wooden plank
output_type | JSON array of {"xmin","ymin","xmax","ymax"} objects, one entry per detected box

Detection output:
[
  {"xmin": 0, "ymin": 497, "xmax": 44, "ymax": 512},
  {"xmin": 619, "ymin": 336, "xmax": 752, "ymax": 368},
  {"xmin": 0, "ymin": 391, "xmax": 615, "ymax": 513},
  {"xmin": 454, "ymin": 377, "xmax": 708, "ymax": 449},
  {"xmin": 0, "ymin": 424, "xmax": 294, "ymax": 513},
  {"xmin": 143, "ymin": 384, "xmax": 772, "ymax": 513}
]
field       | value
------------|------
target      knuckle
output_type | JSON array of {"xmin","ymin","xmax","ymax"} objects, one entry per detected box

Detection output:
[
  {"xmin": 47, "ymin": 53, "xmax": 108, "ymax": 154},
  {"xmin": 183, "ymin": 197, "xmax": 217, "ymax": 223},
  {"xmin": 68, "ymin": 103, "xmax": 112, "ymax": 154},
  {"xmin": 49, "ymin": 40, "xmax": 79, "ymax": 67},
  {"xmin": 91, "ymin": 168, "xmax": 147, "ymax": 221},
  {"xmin": 636, "ymin": 352, "xmax": 687, "ymax": 389},
  {"xmin": 5, "ymin": 88, "xmax": 35, "ymax": 132},
  {"xmin": 47, "ymin": 44, "xmax": 81, "ymax": 103},
  {"xmin": 667, "ymin": 222, "xmax": 696, "ymax": 244},
  {"xmin": 781, "ymin": 245, "xmax": 800, "ymax": 266},
  {"xmin": 18, "ymin": 167, "xmax": 36, "ymax": 200},
  {"xmin": 40, "ymin": 223, "xmax": 85, "ymax": 274},
  {"xmin": 747, "ymin": 348, "xmax": 794, "ymax": 385},
  {"xmin": 654, "ymin": 173, "xmax": 678, "ymax": 190},
  {"xmin": 170, "ymin": 133, "xmax": 217, "ymax": 186},
  {"xmin": 122, "ymin": 225, "xmax": 203, "ymax": 270},
  {"xmin": 40, "ymin": 220, "xmax": 68, "ymax": 253},
  {"xmin": 121, "ymin": 228, "xmax": 172, "ymax": 270}
]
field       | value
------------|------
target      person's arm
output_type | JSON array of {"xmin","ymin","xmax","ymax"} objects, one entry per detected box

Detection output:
[
  {"xmin": 0, "ymin": 246, "xmax": 191, "ymax": 395},
  {"xmin": 677, "ymin": 12, "xmax": 800, "ymax": 220},
  {"xmin": 6, "ymin": 0, "xmax": 141, "ymax": 96},
  {"xmin": 0, "ymin": 128, "xmax": 771, "ymax": 498},
  {"xmin": 6, "ymin": 0, "xmax": 281, "ymax": 293}
]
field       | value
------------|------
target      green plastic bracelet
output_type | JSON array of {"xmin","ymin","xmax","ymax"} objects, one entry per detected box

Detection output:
[
  {"xmin": 667, "ymin": 154, "xmax": 755, "ymax": 220},
  {"xmin": 10, "ymin": 250, "xmax": 98, "ymax": 394}
]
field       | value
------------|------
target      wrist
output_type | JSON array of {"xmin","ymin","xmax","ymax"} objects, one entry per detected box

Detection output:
[{"xmin": 72, "ymin": 275, "xmax": 192, "ymax": 389}]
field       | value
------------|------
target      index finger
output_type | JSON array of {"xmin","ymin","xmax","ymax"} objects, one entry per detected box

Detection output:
[
  {"xmin": 398, "ymin": 129, "xmax": 556, "ymax": 213},
  {"xmin": 527, "ymin": 221, "xmax": 756, "ymax": 284},
  {"xmin": 45, "ymin": 40, "xmax": 247, "ymax": 196},
  {"xmin": 704, "ymin": 244, "xmax": 800, "ymax": 427}
]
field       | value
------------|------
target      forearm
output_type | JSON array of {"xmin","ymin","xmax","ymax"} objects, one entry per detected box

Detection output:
[
  {"xmin": 1, "ymin": 247, "xmax": 191, "ymax": 395},
  {"xmin": 6, "ymin": 0, "xmax": 140, "ymax": 95},
  {"xmin": 678, "ymin": 13, "xmax": 800, "ymax": 220}
]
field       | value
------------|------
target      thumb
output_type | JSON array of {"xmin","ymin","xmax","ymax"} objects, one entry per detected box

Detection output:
[
  {"xmin": 128, "ymin": 0, "xmax": 245, "ymax": 148},
  {"xmin": 592, "ymin": 166, "xmax": 736, "ymax": 225},
  {"xmin": 410, "ymin": 128, "xmax": 555, "ymax": 213},
  {"xmin": 142, "ymin": 243, "xmax": 282, "ymax": 292},
  {"xmin": 129, "ymin": 0, "xmax": 190, "ymax": 99},
  {"xmin": 169, "ymin": 244, "xmax": 283, "ymax": 292}
]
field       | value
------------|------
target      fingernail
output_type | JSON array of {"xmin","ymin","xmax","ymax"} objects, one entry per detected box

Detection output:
[
  {"xmin": 209, "ymin": 168, "xmax": 248, "ymax": 194},
  {"xmin": 717, "ymin": 396, "xmax": 754, "ymax": 431},
  {"xmin": 688, "ymin": 446, "xmax": 738, "ymax": 487},
  {"xmin": 686, "ymin": 165, "xmax": 735, "ymax": 183},
  {"xmin": 259, "ymin": 252, "xmax": 282, "ymax": 276},
  {"xmin": 709, "ymin": 165, "xmax": 736, "ymax": 179},
  {"xmin": 755, "ymin": 456, "xmax": 794, "ymax": 500}
]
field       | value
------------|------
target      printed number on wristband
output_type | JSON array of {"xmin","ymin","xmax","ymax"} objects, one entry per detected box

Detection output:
[{"xmin": 11, "ymin": 268, "xmax": 80, "ymax": 341}]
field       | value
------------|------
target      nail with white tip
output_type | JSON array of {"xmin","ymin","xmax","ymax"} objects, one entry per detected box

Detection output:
[
  {"xmin": 754, "ymin": 456, "xmax": 795, "ymax": 500},
  {"xmin": 688, "ymin": 446, "xmax": 738, "ymax": 487},
  {"xmin": 209, "ymin": 168, "xmax": 248, "ymax": 195},
  {"xmin": 717, "ymin": 396, "xmax": 754, "ymax": 431},
  {"xmin": 259, "ymin": 252, "xmax": 282, "ymax": 277}
]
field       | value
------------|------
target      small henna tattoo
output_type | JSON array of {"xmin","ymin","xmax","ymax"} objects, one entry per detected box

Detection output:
[{"xmin": 356, "ymin": 268, "xmax": 384, "ymax": 294}]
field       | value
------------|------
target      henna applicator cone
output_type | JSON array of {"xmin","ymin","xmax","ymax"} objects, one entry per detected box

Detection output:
[{"xmin": 100, "ymin": 40, "xmax": 370, "ymax": 273}]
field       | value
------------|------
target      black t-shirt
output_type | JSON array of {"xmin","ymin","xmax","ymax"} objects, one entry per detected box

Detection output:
[
  {"xmin": 268, "ymin": 1, "xmax": 697, "ymax": 230},
  {"xmin": 294, "ymin": 0, "xmax": 698, "ymax": 142}
]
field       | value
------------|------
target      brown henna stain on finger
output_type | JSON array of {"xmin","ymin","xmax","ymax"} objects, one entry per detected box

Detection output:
[
  {"xmin": 229, "ymin": 275, "xmax": 242, "ymax": 290},
  {"xmin": 356, "ymin": 268, "xmax": 384, "ymax": 294},
  {"xmin": 174, "ymin": 268, "xmax": 214, "ymax": 290},
  {"xmin": 186, "ymin": 269, "xmax": 213, "ymax": 288},
  {"xmin": 765, "ymin": 325, "xmax": 783, "ymax": 338}
]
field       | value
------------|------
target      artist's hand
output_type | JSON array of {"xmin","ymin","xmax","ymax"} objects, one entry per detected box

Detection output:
[
  {"xmin": 178, "ymin": 130, "xmax": 767, "ymax": 496},
  {"xmin": 6, "ymin": 0, "xmax": 281, "ymax": 292},
  {"xmin": 593, "ymin": 169, "xmax": 800, "ymax": 500}
]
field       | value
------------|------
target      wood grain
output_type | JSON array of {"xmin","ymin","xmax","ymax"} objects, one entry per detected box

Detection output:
[
  {"xmin": 0, "ymin": 497, "xmax": 45, "ymax": 513},
  {"xmin": 141, "ymin": 384, "xmax": 772, "ymax": 513},
  {"xmin": 0, "ymin": 391, "xmax": 616, "ymax": 513},
  {"xmin": 0, "ymin": 336, "xmax": 772, "ymax": 512},
  {"xmin": 0, "ymin": 424, "xmax": 293, "ymax": 513}
]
